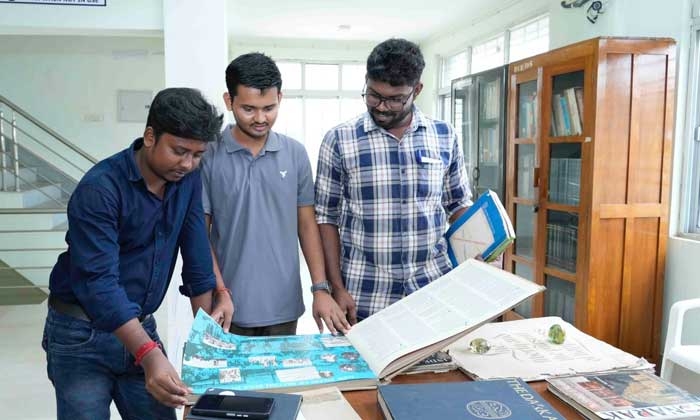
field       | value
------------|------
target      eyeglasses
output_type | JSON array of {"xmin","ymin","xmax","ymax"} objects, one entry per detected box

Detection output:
[{"xmin": 361, "ymin": 88, "xmax": 415, "ymax": 111}]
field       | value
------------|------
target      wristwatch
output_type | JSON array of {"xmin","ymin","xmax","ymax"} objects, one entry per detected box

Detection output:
[{"xmin": 310, "ymin": 281, "xmax": 332, "ymax": 295}]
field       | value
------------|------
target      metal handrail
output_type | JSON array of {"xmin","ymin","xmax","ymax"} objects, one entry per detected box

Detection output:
[
  {"xmin": 0, "ymin": 113, "xmax": 93, "ymax": 175},
  {"xmin": 0, "ymin": 149, "xmax": 75, "ymax": 201},
  {"xmin": 0, "ymin": 153, "xmax": 70, "ymax": 207},
  {"xmin": 0, "ymin": 94, "xmax": 98, "ymax": 164}
]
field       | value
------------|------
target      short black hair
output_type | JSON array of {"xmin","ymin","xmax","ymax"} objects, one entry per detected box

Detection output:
[
  {"xmin": 146, "ymin": 87, "xmax": 222, "ymax": 143},
  {"xmin": 366, "ymin": 38, "xmax": 425, "ymax": 87},
  {"xmin": 225, "ymin": 52, "xmax": 282, "ymax": 96}
]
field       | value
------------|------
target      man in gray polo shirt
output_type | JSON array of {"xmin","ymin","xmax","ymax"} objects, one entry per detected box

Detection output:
[{"xmin": 201, "ymin": 52, "xmax": 350, "ymax": 336}]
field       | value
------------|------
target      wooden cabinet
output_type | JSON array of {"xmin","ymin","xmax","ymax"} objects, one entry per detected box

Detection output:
[
  {"xmin": 504, "ymin": 37, "xmax": 676, "ymax": 364},
  {"xmin": 451, "ymin": 65, "xmax": 508, "ymax": 200}
]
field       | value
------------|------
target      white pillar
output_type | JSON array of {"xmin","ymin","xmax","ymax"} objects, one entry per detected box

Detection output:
[
  {"xmin": 157, "ymin": 0, "xmax": 228, "ymax": 375},
  {"xmin": 163, "ymin": 0, "xmax": 228, "ymax": 112}
]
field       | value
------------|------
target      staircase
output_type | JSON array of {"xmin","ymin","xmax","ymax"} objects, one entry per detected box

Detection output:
[{"xmin": 0, "ymin": 94, "xmax": 97, "ymax": 305}]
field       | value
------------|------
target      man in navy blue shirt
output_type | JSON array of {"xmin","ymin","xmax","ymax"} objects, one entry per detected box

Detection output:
[{"xmin": 43, "ymin": 88, "xmax": 232, "ymax": 419}]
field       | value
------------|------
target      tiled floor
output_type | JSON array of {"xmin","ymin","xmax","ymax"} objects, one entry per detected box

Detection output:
[{"xmin": 2, "ymin": 255, "xmax": 318, "ymax": 419}]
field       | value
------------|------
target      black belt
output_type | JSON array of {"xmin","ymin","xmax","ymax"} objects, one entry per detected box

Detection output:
[{"xmin": 48, "ymin": 295, "xmax": 152, "ymax": 323}]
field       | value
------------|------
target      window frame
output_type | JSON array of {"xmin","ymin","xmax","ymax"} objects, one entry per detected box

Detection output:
[{"xmin": 680, "ymin": 10, "xmax": 700, "ymax": 238}]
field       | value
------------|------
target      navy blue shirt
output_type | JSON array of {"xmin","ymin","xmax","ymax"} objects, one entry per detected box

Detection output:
[{"xmin": 49, "ymin": 138, "xmax": 216, "ymax": 332}]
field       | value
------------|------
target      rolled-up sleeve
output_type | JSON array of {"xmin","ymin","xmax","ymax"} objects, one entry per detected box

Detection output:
[
  {"xmin": 68, "ymin": 184, "xmax": 140, "ymax": 332},
  {"xmin": 442, "ymin": 132, "xmax": 472, "ymax": 217},
  {"xmin": 200, "ymin": 150, "xmax": 213, "ymax": 216},
  {"xmin": 179, "ymin": 171, "xmax": 216, "ymax": 297},
  {"xmin": 315, "ymin": 130, "xmax": 343, "ymax": 225}
]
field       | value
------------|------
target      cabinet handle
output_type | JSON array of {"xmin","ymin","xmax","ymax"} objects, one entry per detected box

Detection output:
[
  {"xmin": 533, "ymin": 167, "xmax": 540, "ymax": 188},
  {"xmin": 472, "ymin": 166, "xmax": 480, "ymax": 183}
]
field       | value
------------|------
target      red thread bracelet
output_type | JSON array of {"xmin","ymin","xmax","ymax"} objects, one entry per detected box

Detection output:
[
  {"xmin": 215, "ymin": 287, "xmax": 232, "ymax": 297},
  {"xmin": 134, "ymin": 340, "xmax": 160, "ymax": 366}
]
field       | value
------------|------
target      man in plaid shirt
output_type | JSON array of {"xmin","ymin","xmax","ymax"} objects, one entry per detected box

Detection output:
[{"xmin": 315, "ymin": 38, "xmax": 473, "ymax": 323}]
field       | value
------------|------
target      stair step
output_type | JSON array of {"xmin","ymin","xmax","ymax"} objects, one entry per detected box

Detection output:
[
  {"xmin": 0, "ymin": 184, "xmax": 65, "ymax": 208},
  {"xmin": 0, "ymin": 261, "xmax": 47, "ymax": 305},
  {"xmin": 0, "ymin": 249, "xmax": 62, "ymax": 268},
  {"xmin": 0, "ymin": 212, "xmax": 67, "ymax": 231},
  {"xmin": 0, "ymin": 230, "xmax": 67, "ymax": 250},
  {"xmin": 0, "ymin": 167, "xmax": 39, "ymax": 184}
]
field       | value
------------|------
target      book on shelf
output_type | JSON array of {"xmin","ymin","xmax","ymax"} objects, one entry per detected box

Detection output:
[
  {"xmin": 546, "ymin": 370, "xmax": 700, "ymax": 420},
  {"xmin": 377, "ymin": 378, "xmax": 566, "ymax": 420},
  {"xmin": 446, "ymin": 316, "xmax": 654, "ymax": 382},
  {"xmin": 294, "ymin": 387, "xmax": 361, "ymax": 420},
  {"xmin": 185, "ymin": 387, "xmax": 302, "ymax": 420},
  {"xmin": 445, "ymin": 189, "xmax": 515, "ymax": 265},
  {"xmin": 181, "ymin": 259, "xmax": 544, "ymax": 401},
  {"xmin": 550, "ymin": 88, "xmax": 584, "ymax": 137}
]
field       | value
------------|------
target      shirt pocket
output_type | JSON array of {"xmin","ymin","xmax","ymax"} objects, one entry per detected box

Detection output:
[{"xmin": 416, "ymin": 152, "xmax": 445, "ymax": 199}]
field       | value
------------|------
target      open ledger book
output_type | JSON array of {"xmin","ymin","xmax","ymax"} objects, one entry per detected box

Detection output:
[
  {"xmin": 181, "ymin": 259, "xmax": 544, "ymax": 399},
  {"xmin": 446, "ymin": 189, "xmax": 515, "ymax": 264}
]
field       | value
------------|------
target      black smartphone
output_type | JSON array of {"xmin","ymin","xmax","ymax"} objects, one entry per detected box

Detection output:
[{"xmin": 191, "ymin": 394, "xmax": 275, "ymax": 419}]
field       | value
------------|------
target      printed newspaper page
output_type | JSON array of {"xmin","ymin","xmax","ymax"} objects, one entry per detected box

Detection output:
[
  {"xmin": 346, "ymin": 259, "xmax": 544, "ymax": 377},
  {"xmin": 447, "ymin": 316, "xmax": 653, "ymax": 381}
]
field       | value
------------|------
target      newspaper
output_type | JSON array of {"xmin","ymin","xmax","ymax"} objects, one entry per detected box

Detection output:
[{"xmin": 447, "ymin": 316, "xmax": 653, "ymax": 381}]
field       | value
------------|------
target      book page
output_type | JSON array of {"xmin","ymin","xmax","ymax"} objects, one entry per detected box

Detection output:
[
  {"xmin": 181, "ymin": 311, "xmax": 377, "ymax": 396},
  {"xmin": 448, "ymin": 209, "xmax": 494, "ymax": 262},
  {"xmin": 346, "ymin": 259, "xmax": 543, "ymax": 377},
  {"xmin": 295, "ymin": 387, "xmax": 361, "ymax": 420},
  {"xmin": 447, "ymin": 316, "xmax": 653, "ymax": 381}
]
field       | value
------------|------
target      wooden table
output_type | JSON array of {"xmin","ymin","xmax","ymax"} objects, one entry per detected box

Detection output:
[
  {"xmin": 342, "ymin": 370, "xmax": 581, "ymax": 419},
  {"xmin": 184, "ymin": 370, "xmax": 581, "ymax": 419}
]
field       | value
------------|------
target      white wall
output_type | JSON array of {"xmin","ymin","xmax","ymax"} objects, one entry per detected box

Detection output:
[
  {"xmin": 231, "ymin": 38, "xmax": 374, "ymax": 63},
  {"xmin": 0, "ymin": 35, "xmax": 165, "ymax": 159},
  {"xmin": 0, "ymin": 0, "xmax": 161, "ymax": 36}
]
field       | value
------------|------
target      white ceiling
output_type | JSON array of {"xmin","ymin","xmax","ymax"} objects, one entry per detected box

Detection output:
[{"xmin": 226, "ymin": 0, "xmax": 518, "ymax": 42}]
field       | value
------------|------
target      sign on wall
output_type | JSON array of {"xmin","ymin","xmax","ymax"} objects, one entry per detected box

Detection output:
[{"xmin": 0, "ymin": 0, "xmax": 106, "ymax": 6}]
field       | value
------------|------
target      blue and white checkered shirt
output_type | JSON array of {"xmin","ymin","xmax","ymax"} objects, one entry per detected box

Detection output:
[{"xmin": 315, "ymin": 106, "xmax": 472, "ymax": 319}]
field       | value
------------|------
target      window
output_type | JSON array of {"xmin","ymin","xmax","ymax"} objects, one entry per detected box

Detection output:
[
  {"xmin": 276, "ymin": 61, "xmax": 365, "ymax": 174},
  {"xmin": 471, "ymin": 35, "xmax": 506, "ymax": 74},
  {"xmin": 437, "ymin": 50, "xmax": 469, "ymax": 121},
  {"xmin": 509, "ymin": 15, "xmax": 550, "ymax": 62},
  {"xmin": 440, "ymin": 51, "xmax": 469, "ymax": 90},
  {"xmin": 435, "ymin": 14, "xmax": 550, "ymax": 120},
  {"xmin": 682, "ymin": 10, "xmax": 700, "ymax": 236}
]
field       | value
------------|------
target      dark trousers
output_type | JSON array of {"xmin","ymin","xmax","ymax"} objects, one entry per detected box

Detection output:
[
  {"xmin": 42, "ymin": 308, "xmax": 175, "ymax": 420},
  {"xmin": 228, "ymin": 319, "xmax": 298, "ymax": 336}
]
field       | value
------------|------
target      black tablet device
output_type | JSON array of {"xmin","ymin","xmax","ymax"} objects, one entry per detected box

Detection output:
[{"xmin": 191, "ymin": 394, "xmax": 275, "ymax": 419}]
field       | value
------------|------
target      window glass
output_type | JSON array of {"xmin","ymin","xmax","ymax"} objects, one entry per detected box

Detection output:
[
  {"xmin": 277, "ymin": 61, "xmax": 302, "ymax": 90},
  {"xmin": 509, "ymin": 15, "xmax": 550, "ymax": 62},
  {"xmin": 440, "ymin": 51, "xmax": 469, "ymax": 89},
  {"xmin": 342, "ymin": 63, "xmax": 365, "ymax": 91},
  {"xmin": 305, "ymin": 64, "xmax": 339, "ymax": 90},
  {"xmin": 471, "ymin": 35, "xmax": 505, "ymax": 74}
]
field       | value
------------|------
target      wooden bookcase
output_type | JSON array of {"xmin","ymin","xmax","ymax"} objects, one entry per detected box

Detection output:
[{"xmin": 503, "ymin": 37, "xmax": 676, "ymax": 364}]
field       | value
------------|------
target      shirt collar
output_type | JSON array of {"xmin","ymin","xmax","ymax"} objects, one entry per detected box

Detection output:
[
  {"xmin": 223, "ymin": 124, "xmax": 281, "ymax": 154},
  {"xmin": 124, "ymin": 138, "xmax": 145, "ymax": 182},
  {"xmin": 362, "ymin": 105, "xmax": 427, "ymax": 135},
  {"xmin": 123, "ymin": 138, "xmax": 180, "ymax": 199}
]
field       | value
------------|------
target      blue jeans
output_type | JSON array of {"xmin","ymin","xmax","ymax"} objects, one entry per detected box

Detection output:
[{"xmin": 42, "ymin": 308, "xmax": 176, "ymax": 420}]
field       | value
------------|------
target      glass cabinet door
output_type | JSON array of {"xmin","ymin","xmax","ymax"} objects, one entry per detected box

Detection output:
[
  {"xmin": 451, "ymin": 76, "xmax": 478, "ymax": 199},
  {"xmin": 541, "ymin": 68, "xmax": 586, "ymax": 323},
  {"xmin": 474, "ymin": 67, "xmax": 507, "ymax": 199},
  {"xmin": 517, "ymin": 80, "xmax": 538, "ymax": 139}
]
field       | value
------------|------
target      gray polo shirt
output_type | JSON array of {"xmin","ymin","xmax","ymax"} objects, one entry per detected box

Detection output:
[{"xmin": 201, "ymin": 124, "xmax": 314, "ymax": 327}]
